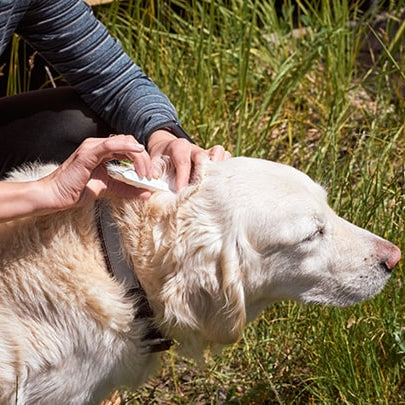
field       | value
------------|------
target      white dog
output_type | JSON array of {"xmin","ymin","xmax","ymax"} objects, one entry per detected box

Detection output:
[{"xmin": 0, "ymin": 157, "xmax": 401, "ymax": 404}]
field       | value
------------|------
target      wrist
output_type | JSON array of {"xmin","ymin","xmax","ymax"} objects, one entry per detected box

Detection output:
[
  {"xmin": 23, "ymin": 179, "xmax": 61, "ymax": 218},
  {"xmin": 20, "ymin": 177, "xmax": 65, "ymax": 218},
  {"xmin": 147, "ymin": 129, "xmax": 177, "ymax": 153}
]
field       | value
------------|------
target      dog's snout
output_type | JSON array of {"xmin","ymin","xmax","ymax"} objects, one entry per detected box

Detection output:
[{"xmin": 377, "ymin": 241, "xmax": 401, "ymax": 272}]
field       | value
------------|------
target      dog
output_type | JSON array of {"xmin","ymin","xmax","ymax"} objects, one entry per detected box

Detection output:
[{"xmin": 0, "ymin": 157, "xmax": 401, "ymax": 404}]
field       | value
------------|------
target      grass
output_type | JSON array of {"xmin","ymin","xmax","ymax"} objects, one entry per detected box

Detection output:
[{"xmin": 3, "ymin": 0, "xmax": 405, "ymax": 403}]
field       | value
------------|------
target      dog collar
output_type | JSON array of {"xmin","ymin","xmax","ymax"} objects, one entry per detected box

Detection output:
[{"xmin": 94, "ymin": 199, "xmax": 173, "ymax": 353}]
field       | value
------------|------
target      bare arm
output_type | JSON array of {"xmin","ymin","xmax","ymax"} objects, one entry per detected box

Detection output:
[{"xmin": 0, "ymin": 136, "xmax": 152, "ymax": 223}]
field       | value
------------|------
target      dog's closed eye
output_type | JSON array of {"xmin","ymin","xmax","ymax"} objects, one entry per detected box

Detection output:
[{"xmin": 302, "ymin": 225, "xmax": 326, "ymax": 243}]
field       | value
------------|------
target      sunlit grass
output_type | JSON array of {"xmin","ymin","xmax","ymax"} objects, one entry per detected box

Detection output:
[{"xmin": 3, "ymin": 0, "xmax": 405, "ymax": 403}]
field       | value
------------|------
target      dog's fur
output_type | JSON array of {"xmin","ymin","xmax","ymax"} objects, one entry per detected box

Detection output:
[{"xmin": 0, "ymin": 157, "xmax": 401, "ymax": 404}]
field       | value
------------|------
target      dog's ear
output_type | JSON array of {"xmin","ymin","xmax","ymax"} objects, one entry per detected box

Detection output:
[
  {"xmin": 158, "ymin": 227, "xmax": 247, "ymax": 348},
  {"xmin": 218, "ymin": 234, "xmax": 247, "ymax": 342},
  {"xmin": 152, "ymin": 155, "xmax": 177, "ymax": 192},
  {"xmin": 199, "ymin": 232, "xmax": 246, "ymax": 345}
]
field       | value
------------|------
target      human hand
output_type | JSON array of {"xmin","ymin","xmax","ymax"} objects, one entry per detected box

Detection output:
[
  {"xmin": 147, "ymin": 130, "xmax": 231, "ymax": 192},
  {"xmin": 40, "ymin": 135, "xmax": 154, "ymax": 212}
]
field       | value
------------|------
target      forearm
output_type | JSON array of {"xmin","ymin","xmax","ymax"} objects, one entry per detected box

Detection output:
[
  {"xmin": 0, "ymin": 181, "xmax": 52, "ymax": 222},
  {"xmin": 0, "ymin": 136, "xmax": 152, "ymax": 223}
]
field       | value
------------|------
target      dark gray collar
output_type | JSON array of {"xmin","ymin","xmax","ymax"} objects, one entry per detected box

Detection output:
[{"xmin": 94, "ymin": 199, "xmax": 172, "ymax": 353}]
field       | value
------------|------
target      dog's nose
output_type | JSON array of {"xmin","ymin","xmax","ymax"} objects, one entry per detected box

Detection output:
[{"xmin": 379, "ymin": 242, "xmax": 401, "ymax": 272}]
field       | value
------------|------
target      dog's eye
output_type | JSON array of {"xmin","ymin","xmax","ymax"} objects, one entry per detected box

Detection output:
[{"xmin": 303, "ymin": 226, "xmax": 325, "ymax": 242}]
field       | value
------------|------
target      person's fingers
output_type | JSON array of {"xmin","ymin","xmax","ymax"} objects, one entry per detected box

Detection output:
[
  {"xmin": 49, "ymin": 136, "xmax": 155, "ymax": 208},
  {"xmin": 166, "ymin": 138, "xmax": 194, "ymax": 191},
  {"xmin": 65, "ymin": 136, "xmax": 145, "ymax": 178},
  {"xmin": 73, "ymin": 135, "xmax": 157, "ymax": 181},
  {"xmin": 105, "ymin": 135, "xmax": 154, "ymax": 179},
  {"xmin": 94, "ymin": 163, "xmax": 152, "ymax": 199},
  {"xmin": 79, "ymin": 164, "xmax": 152, "ymax": 204},
  {"xmin": 104, "ymin": 177, "xmax": 152, "ymax": 200},
  {"xmin": 153, "ymin": 139, "xmax": 230, "ymax": 191},
  {"xmin": 185, "ymin": 144, "xmax": 231, "ymax": 187},
  {"xmin": 131, "ymin": 150, "xmax": 154, "ymax": 179},
  {"xmin": 147, "ymin": 130, "xmax": 233, "ymax": 192},
  {"xmin": 92, "ymin": 135, "xmax": 145, "ymax": 163},
  {"xmin": 207, "ymin": 144, "xmax": 231, "ymax": 161}
]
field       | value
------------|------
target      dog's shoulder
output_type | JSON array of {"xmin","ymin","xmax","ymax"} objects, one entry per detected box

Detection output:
[{"xmin": 4, "ymin": 162, "xmax": 58, "ymax": 182}]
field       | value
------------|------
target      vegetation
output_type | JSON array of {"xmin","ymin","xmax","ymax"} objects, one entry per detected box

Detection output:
[{"xmin": 3, "ymin": 0, "xmax": 404, "ymax": 403}]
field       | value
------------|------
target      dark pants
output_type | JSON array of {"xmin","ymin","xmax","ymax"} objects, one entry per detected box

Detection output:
[{"xmin": 0, "ymin": 87, "xmax": 114, "ymax": 178}]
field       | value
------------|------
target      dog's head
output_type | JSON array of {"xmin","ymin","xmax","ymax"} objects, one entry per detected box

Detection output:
[{"xmin": 140, "ymin": 157, "xmax": 401, "ymax": 351}]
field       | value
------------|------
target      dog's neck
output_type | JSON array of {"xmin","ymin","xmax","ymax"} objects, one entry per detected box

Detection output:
[{"xmin": 109, "ymin": 193, "xmax": 182, "ymax": 317}]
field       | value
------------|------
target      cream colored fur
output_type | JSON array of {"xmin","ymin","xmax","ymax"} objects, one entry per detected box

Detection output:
[{"xmin": 0, "ymin": 157, "xmax": 400, "ymax": 404}]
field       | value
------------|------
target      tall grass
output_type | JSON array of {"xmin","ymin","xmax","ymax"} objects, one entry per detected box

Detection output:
[
  {"xmin": 3, "ymin": 0, "xmax": 405, "ymax": 403},
  {"xmin": 100, "ymin": 2, "xmax": 405, "ymax": 402}
]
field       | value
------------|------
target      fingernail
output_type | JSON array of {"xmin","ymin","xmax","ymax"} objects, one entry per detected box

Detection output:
[{"xmin": 134, "ymin": 144, "xmax": 145, "ymax": 152}]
